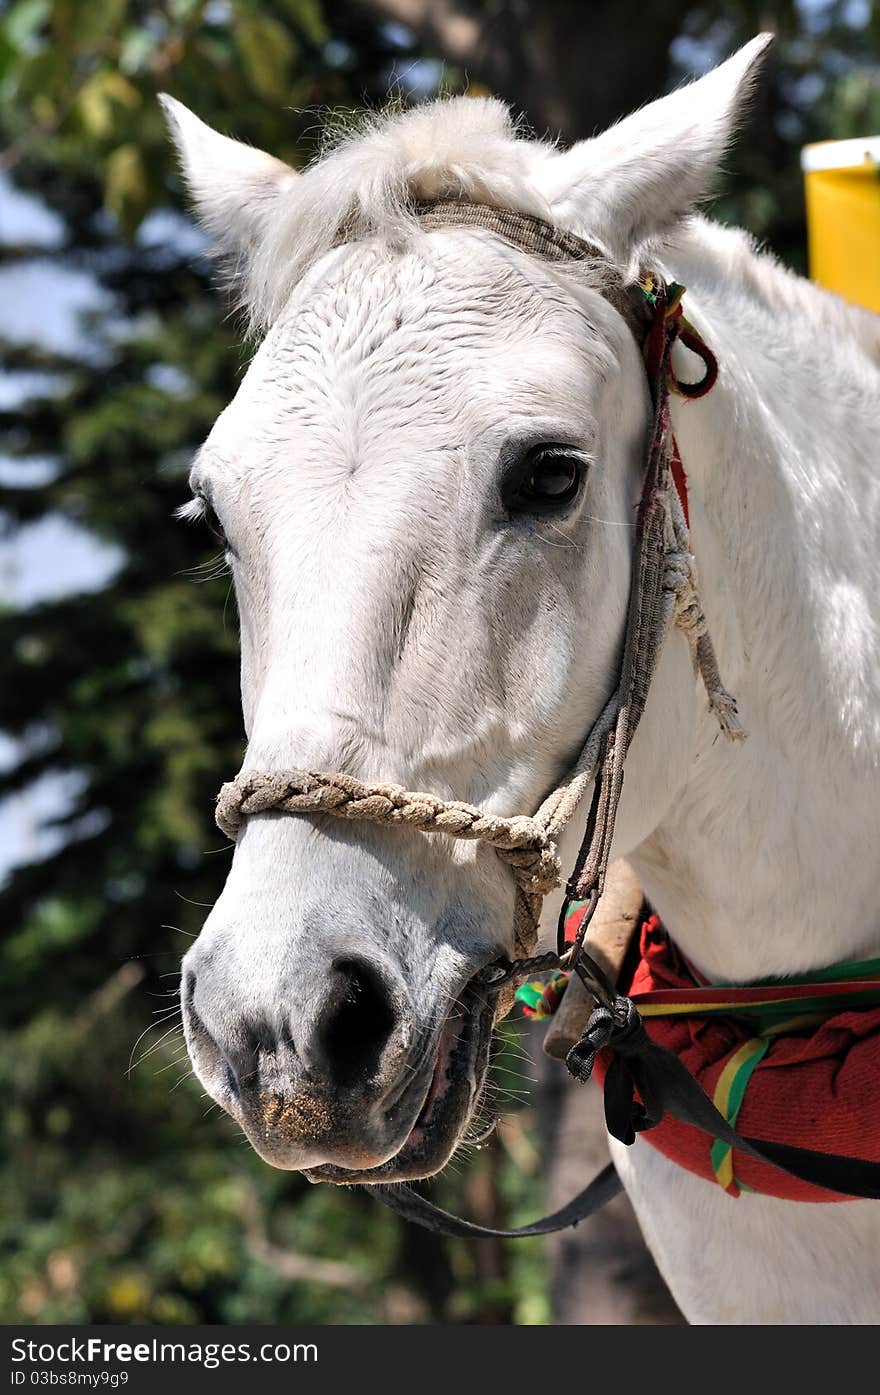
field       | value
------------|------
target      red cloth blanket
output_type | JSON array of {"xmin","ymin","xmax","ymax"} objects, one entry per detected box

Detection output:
[{"xmin": 593, "ymin": 916, "xmax": 880, "ymax": 1200}]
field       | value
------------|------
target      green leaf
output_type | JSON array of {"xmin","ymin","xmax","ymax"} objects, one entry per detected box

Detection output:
[
  {"xmin": 51, "ymin": 0, "xmax": 127, "ymax": 49},
  {"xmin": 13, "ymin": 46, "xmax": 72, "ymax": 109},
  {"xmin": 118, "ymin": 27, "xmax": 157, "ymax": 77},
  {"xmin": 167, "ymin": 0, "xmax": 203, "ymax": 19},
  {"xmin": 2, "ymin": 0, "xmax": 51, "ymax": 50},
  {"xmin": 279, "ymin": 0, "xmax": 328, "ymax": 47},
  {"xmin": 0, "ymin": 31, "xmax": 18, "ymax": 85},
  {"xmin": 105, "ymin": 142, "xmax": 149, "ymax": 237},
  {"xmin": 234, "ymin": 15, "xmax": 296, "ymax": 103},
  {"xmin": 77, "ymin": 71, "xmax": 142, "ymax": 139}
]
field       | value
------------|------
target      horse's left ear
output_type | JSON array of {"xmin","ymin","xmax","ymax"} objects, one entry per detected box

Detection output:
[
  {"xmin": 158, "ymin": 95, "xmax": 297, "ymax": 260},
  {"xmin": 533, "ymin": 34, "xmax": 774, "ymax": 260}
]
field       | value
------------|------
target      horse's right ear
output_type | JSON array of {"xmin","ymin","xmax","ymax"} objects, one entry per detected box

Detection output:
[
  {"xmin": 159, "ymin": 95, "xmax": 297, "ymax": 260},
  {"xmin": 532, "ymin": 34, "xmax": 773, "ymax": 263}
]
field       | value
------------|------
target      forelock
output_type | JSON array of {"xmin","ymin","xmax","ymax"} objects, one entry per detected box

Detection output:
[{"xmin": 240, "ymin": 96, "xmax": 556, "ymax": 330}]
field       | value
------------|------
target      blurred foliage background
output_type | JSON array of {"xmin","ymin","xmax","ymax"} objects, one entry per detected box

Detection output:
[{"xmin": 1, "ymin": 0, "xmax": 878, "ymax": 1326}]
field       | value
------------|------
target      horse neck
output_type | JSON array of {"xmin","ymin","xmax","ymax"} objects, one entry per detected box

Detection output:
[{"xmin": 628, "ymin": 221, "xmax": 880, "ymax": 982}]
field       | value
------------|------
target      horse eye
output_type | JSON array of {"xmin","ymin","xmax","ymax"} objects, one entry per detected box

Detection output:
[{"xmin": 502, "ymin": 446, "xmax": 586, "ymax": 514}]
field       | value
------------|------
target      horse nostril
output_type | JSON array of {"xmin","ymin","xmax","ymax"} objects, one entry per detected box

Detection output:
[
  {"xmin": 182, "ymin": 974, "xmax": 242, "ymax": 1100},
  {"xmin": 317, "ymin": 957, "xmax": 398, "ymax": 1089}
]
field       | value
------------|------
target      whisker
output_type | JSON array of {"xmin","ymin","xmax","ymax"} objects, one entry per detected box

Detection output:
[
  {"xmin": 128, "ymin": 1022, "xmax": 184, "ymax": 1074},
  {"xmin": 194, "ymin": 567, "xmax": 231, "ymax": 585},
  {"xmin": 580, "ymin": 512, "xmax": 636, "ymax": 529},
  {"xmin": 153, "ymin": 1052, "xmax": 192, "ymax": 1078},
  {"xmin": 127, "ymin": 1018, "xmax": 179, "ymax": 1075},
  {"xmin": 175, "ymin": 550, "xmax": 227, "ymax": 579},
  {"xmin": 536, "ymin": 530, "xmax": 579, "ymax": 550}
]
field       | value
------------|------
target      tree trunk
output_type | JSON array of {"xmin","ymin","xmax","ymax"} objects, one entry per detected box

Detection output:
[
  {"xmin": 537, "ymin": 1044, "xmax": 684, "ymax": 1324},
  {"xmin": 364, "ymin": 0, "xmax": 691, "ymax": 139}
]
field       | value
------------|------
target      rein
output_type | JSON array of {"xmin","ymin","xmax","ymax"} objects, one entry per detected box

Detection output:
[{"xmin": 214, "ymin": 200, "xmax": 880, "ymax": 1238}]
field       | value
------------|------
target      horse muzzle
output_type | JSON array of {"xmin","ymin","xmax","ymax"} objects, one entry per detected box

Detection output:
[
  {"xmin": 306, "ymin": 979, "xmax": 497, "ymax": 1183},
  {"xmin": 181, "ymin": 942, "xmax": 496, "ymax": 1176}
]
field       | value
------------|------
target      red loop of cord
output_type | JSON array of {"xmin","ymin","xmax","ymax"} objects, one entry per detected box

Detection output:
[{"xmin": 643, "ymin": 292, "xmax": 718, "ymax": 530}]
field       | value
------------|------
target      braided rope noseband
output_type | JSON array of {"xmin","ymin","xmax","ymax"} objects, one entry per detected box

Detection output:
[
  {"xmin": 216, "ymin": 769, "xmax": 560, "ymax": 892},
  {"xmin": 215, "ymin": 200, "xmax": 744, "ymax": 996}
]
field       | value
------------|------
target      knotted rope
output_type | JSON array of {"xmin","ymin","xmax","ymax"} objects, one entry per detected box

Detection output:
[
  {"xmin": 215, "ymin": 768, "xmax": 560, "ymax": 958},
  {"xmin": 662, "ymin": 464, "xmax": 744, "ymax": 740},
  {"xmin": 214, "ymin": 201, "xmax": 744, "ymax": 977}
]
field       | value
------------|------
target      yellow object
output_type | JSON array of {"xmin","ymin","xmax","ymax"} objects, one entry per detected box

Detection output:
[{"xmin": 802, "ymin": 137, "xmax": 880, "ymax": 312}]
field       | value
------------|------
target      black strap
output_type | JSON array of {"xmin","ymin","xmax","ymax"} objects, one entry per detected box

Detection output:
[
  {"xmin": 573, "ymin": 996, "xmax": 880, "ymax": 1199},
  {"xmin": 366, "ymin": 994, "xmax": 880, "ymax": 1239},
  {"xmin": 367, "ymin": 1160, "xmax": 622, "ymax": 1239}
]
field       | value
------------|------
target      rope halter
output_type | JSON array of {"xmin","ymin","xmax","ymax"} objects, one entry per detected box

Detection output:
[{"xmin": 214, "ymin": 200, "xmax": 745, "ymax": 993}]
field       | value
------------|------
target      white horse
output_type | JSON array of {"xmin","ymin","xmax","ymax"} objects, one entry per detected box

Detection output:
[{"xmin": 162, "ymin": 35, "xmax": 880, "ymax": 1323}]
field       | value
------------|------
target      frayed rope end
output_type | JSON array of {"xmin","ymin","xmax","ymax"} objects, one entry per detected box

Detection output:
[{"xmin": 707, "ymin": 687, "xmax": 747, "ymax": 741}]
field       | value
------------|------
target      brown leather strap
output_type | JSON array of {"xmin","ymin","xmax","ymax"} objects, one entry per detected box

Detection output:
[
  {"xmin": 412, "ymin": 198, "xmax": 646, "ymax": 334},
  {"xmin": 544, "ymin": 859, "xmax": 643, "ymax": 1061}
]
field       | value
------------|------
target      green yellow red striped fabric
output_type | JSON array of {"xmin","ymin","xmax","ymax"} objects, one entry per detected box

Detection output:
[
  {"xmin": 562, "ymin": 898, "xmax": 880, "ymax": 1031},
  {"xmin": 552, "ymin": 899, "xmax": 880, "ymax": 1196}
]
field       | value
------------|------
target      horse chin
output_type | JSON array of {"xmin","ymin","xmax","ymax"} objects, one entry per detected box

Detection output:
[{"xmin": 305, "ymin": 984, "xmax": 498, "ymax": 1185}]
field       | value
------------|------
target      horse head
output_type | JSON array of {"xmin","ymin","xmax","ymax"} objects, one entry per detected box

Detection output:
[{"xmin": 163, "ymin": 37, "xmax": 771, "ymax": 1180}]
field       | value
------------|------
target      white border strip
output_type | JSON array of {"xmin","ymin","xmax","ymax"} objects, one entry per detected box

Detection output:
[{"xmin": 801, "ymin": 137, "xmax": 880, "ymax": 172}]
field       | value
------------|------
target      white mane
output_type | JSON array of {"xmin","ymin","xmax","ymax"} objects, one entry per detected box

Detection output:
[
  {"xmin": 233, "ymin": 98, "xmax": 555, "ymax": 328},
  {"xmin": 673, "ymin": 216, "xmax": 880, "ymax": 365}
]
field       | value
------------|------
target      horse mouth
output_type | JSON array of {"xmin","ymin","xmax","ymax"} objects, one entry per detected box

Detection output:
[{"xmin": 306, "ymin": 981, "xmax": 496, "ymax": 1185}]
